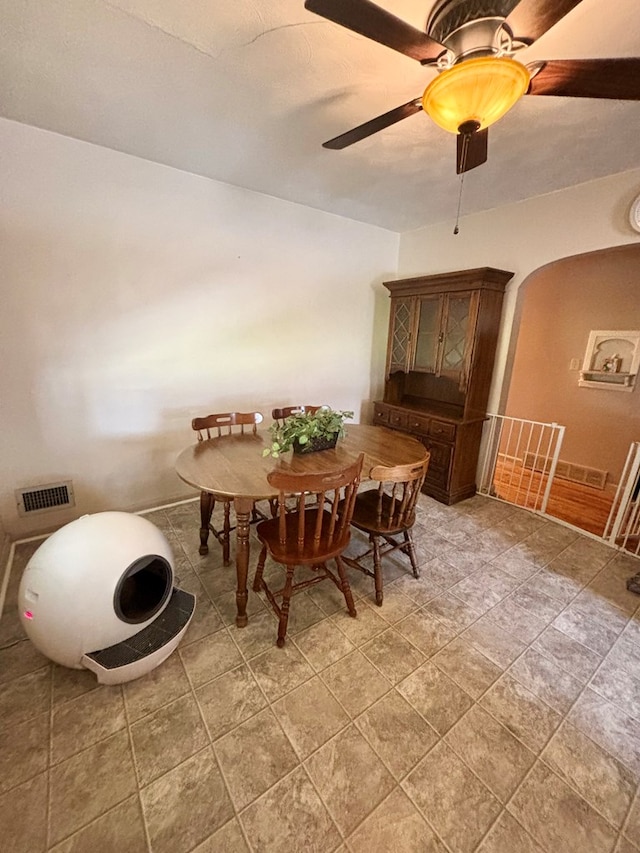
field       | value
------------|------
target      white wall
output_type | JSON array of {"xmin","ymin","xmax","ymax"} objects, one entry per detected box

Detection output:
[
  {"xmin": 0, "ymin": 119, "xmax": 399, "ymax": 537},
  {"xmin": 397, "ymin": 170, "xmax": 640, "ymax": 413}
]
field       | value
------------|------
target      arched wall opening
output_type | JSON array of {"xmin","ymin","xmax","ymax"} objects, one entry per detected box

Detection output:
[{"xmin": 501, "ymin": 243, "xmax": 640, "ymax": 530}]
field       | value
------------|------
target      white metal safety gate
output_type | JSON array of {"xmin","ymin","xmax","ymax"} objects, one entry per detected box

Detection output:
[
  {"xmin": 478, "ymin": 414, "xmax": 566, "ymax": 514},
  {"xmin": 604, "ymin": 441, "xmax": 640, "ymax": 557}
]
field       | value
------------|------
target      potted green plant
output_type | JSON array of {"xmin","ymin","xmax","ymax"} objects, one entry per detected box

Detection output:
[{"xmin": 263, "ymin": 407, "xmax": 354, "ymax": 458}]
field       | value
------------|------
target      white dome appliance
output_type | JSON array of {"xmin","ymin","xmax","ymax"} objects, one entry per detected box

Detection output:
[{"xmin": 18, "ymin": 511, "xmax": 196, "ymax": 684}]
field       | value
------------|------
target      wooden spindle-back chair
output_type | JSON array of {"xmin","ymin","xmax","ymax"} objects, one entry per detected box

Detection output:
[
  {"xmin": 253, "ymin": 454, "xmax": 364, "ymax": 647},
  {"xmin": 344, "ymin": 457, "xmax": 429, "ymax": 606},
  {"xmin": 271, "ymin": 405, "xmax": 322, "ymax": 427}
]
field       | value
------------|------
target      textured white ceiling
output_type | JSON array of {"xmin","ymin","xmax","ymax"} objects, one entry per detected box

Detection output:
[{"xmin": 1, "ymin": 0, "xmax": 639, "ymax": 230}]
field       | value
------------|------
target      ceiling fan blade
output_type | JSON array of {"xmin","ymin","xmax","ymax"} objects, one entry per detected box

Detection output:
[
  {"xmin": 304, "ymin": 0, "xmax": 445, "ymax": 64},
  {"xmin": 527, "ymin": 58, "xmax": 640, "ymax": 99},
  {"xmin": 456, "ymin": 125, "xmax": 488, "ymax": 174},
  {"xmin": 323, "ymin": 99, "xmax": 423, "ymax": 150},
  {"xmin": 505, "ymin": 0, "xmax": 584, "ymax": 44}
]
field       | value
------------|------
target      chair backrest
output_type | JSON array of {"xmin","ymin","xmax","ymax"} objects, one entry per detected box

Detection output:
[
  {"xmin": 267, "ymin": 454, "xmax": 364, "ymax": 557},
  {"xmin": 366, "ymin": 458, "xmax": 429, "ymax": 531},
  {"xmin": 192, "ymin": 411, "xmax": 263, "ymax": 441},
  {"xmin": 271, "ymin": 405, "xmax": 322, "ymax": 426}
]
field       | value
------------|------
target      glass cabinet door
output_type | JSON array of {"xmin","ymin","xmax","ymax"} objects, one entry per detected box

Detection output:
[
  {"xmin": 440, "ymin": 294, "xmax": 472, "ymax": 374},
  {"xmin": 388, "ymin": 297, "xmax": 414, "ymax": 373},
  {"xmin": 413, "ymin": 296, "xmax": 441, "ymax": 372}
]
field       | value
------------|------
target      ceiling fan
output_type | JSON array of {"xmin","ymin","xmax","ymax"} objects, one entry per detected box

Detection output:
[{"xmin": 304, "ymin": 0, "xmax": 640, "ymax": 173}]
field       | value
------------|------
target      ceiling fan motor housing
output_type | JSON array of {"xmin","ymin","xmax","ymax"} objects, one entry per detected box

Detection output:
[{"xmin": 427, "ymin": 0, "xmax": 522, "ymax": 62}]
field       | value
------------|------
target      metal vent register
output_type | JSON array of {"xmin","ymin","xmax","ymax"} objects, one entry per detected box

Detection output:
[{"xmin": 16, "ymin": 481, "xmax": 75, "ymax": 516}]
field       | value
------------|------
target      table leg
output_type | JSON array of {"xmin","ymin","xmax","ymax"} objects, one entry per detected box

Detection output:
[
  {"xmin": 234, "ymin": 496, "xmax": 253, "ymax": 628},
  {"xmin": 199, "ymin": 491, "xmax": 214, "ymax": 555}
]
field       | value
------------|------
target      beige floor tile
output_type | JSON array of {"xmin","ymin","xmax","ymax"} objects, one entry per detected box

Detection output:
[
  {"xmin": 423, "ymin": 592, "xmax": 483, "ymax": 634},
  {"xmin": 533, "ymin": 626, "xmax": 602, "ymax": 684},
  {"xmin": 571, "ymin": 589, "xmax": 630, "ymax": 635},
  {"xmin": 445, "ymin": 705, "xmax": 536, "ymax": 802},
  {"xmin": 374, "ymin": 587, "xmax": 419, "ymax": 622},
  {"xmin": 432, "ymin": 637, "xmax": 502, "ymax": 699},
  {"xmin": 49, "ymin": 730, "xmax": 137, "ymax": 845},
  {"xmin": 568, "ymin": 688, "xmax": 640, "ymax": 776},
  {"xmin": 0, "ymin": 637, "xmax": 50, "ymax": 686},
  {"xmin": 388, "ymin": 572, "xmax": 444, "ymax": 606},
  {"xmin": 624, "ymin": 793, "xmax": 640, "ymax": 845},
  {"xmin": 49, "ymin": 796, "xmax": 147, "ymax": 853},
  {"xmin": 141, "ymin": 747, "xmax": 234, "ymax": 853},
  {"xmin": 590, "ymin": 660, "xmax": 640, "ymax": 722},
  {"xmin": 240, "ymin": 766, "xmax": 341, "ymax": 853},
  {"xmin": 179, "ymin": 627, "xmax": 243, "ymax": 687},
  {"xmin": 214, "ymin": 707, "xmax": 298, "ymax": 810},
  {"xmin": 0, "ymin": 665, "xmax": 50, "ymax": 731},
  {"xmin": 361, "ymin": 628, "xmax": 425, "ymax": 684},
  {"xmin": 215, "ymin": 587, "xmax": 266, "ymax": 626},
  {"xmin": 542, "ymin": 722, "xmax": 637, "ymax": 829},
  {"xmin": 608, "ymin": 634, "xmax": 640, "ymax": 679},
  {"xmin": 331, "ymin": 602, "xmax": 390, "ymax": 646},
  {"xmin": 130, "ymin": 692, "xmax": 209, "ymax": 786},
  {"xmin": 196, "ymin": 663, "xmax": 267, "ymax": 742},
  {"xmin": 0, "ymin": 771, "xmax": 47, "ymax": 853},
  {"xmin": 356, "ymin": 691, "xmax": 438, "ymax": 780},
  {"xmin": 305, "ymin": 724, "xmax": 395, "ymax": 836},
  {"xmin": 348, "ymin": 787, "xmax": 448, "ymax": 853},
  {"xmin": 274, "ymin": 675, "xmax": 349, "ymax": 760},
  {"xmin": 321, "ymin": 649, "xmax": 391, "ymax": 717},
  {"xmin": 182, "ymin": 596, "xmax": 225, "ymax": 646},
  {"xmin": 248, "ymin": 641, "xmax": 315, "ymax": 702},
  {"xmin": 232, "ymin": 609, "xmax": 281, "ymax": 659},
  {"xmin": 509, "ymin": 647, "xmax": 584, "ymax": 714},
  {"xmin": 477, "ymin": 812, "xmax": 544, "ymax": 852},
  {"xmin": 508, "ymin": 762, "xmax": 618, "ymax": 853},
  {"xmin": 616, "ymin": 836, "xmax": 640, "ymax": 853},
  {"xmin": 51, "ymin": 684, "xmax": 126, "ymax": 764},
  {"xmin": 553, "ymin": 606, "xmax": 619, "ymax": 656},
  {"xmin": 0, "ymin": 711, "xmax": 49, "ymax": 795},
  {"xmin": 420, "ymin": 555, "xmax": 478, "ymax": 589},
  {"xmin": 461, "ymin": 617, "xmax": 526, "ymax": 669},
  {"xmin": 398, "ymin": 661, "xmax": 473, "ymax": 735},
  {"xmin": 480, "ymin": 673, "xmax": 562, "ymax": 753},
  {"xmin": 484, "ymin": 597, "xmax": 547, "ymax": 645},
  {"xmin": 450, "ymin": 576, "xmax": 505, "ymax": 614},
  {"xmin": 52, "ymin": 664, "xmax": 101, "ymax": 707},
  {"xmin": 403, "ymin": 741, "xmax": 501, "ymax": 853},
  {"xmin": 192, "ymin": 818, "xmax": 250, "ymax": 852},
  {"xmin": 293, "ymin": 618, "xmax": 356, "ymax": 672},
  {"xmin": 123, "ymin": 651, "xmax": 191, "ymax": 722},
  {"xmin": 396, "ymin": 609, "xmax": 457, "ymax": 657},
  {"xmin": 509, "ymin": 585, "xmax": 564, "ymax": 623}
]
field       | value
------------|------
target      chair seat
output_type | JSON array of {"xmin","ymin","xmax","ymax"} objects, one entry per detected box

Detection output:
[
  {"xmin": 256, "ymin": 512, "xmax": 350, "ymax": 565},
  {"xmin": 349, "ymin": 489, "xmax": 417, "ymax": 536}
]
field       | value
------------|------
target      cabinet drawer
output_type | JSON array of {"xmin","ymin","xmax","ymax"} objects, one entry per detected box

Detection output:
[
  {"xmin": 388, "ymin": 410, "xmax": 408, "ymax": 429},
  {"xmin": 373, "ymin": 403, "xmax": 390, "ymax": 425},
  {"xmin": 429, "ymin": 419, "xmax": 456, "ymax": 441},
  {"xmin": 406, "ymin": 414, "xmax": 430, "ymax": 435}
]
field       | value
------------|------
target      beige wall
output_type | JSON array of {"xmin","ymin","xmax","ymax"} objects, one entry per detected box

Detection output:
[
  {"xmin": 0, "ymin": 119, "xmax": 399, "ymax": 537},
  {"xmin": 504, "ymin": 246, "xmax": 640, "ymax": 484}
]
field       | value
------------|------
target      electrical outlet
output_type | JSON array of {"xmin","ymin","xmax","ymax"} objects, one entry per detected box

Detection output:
[{"xmin": 569, "ymin": 358, "xmax": 580, "ymax": 371}]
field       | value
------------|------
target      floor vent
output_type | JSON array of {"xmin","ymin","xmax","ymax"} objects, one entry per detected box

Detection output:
[
  {"xmin": 16, "ymin": 481, "xmax": 75, "ymax": 516},
  {"xmin": 523, "ymin": 454, "xmax": 607, "ymax": 490}
]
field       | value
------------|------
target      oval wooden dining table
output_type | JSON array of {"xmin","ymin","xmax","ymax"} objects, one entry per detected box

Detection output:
[{"xmin": 175, "ymin": 424, "xmax": 429, "ymax": 627}]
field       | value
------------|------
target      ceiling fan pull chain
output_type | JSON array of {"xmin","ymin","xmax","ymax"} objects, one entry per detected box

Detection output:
[{"xmin": 453, "ymin": 172, "xmax": 465, "ymax": 235}]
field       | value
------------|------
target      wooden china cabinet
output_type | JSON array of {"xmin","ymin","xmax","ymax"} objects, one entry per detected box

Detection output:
[{"xmin": 375, "ymin": 267, "xmax": 513, "ymax": 504}]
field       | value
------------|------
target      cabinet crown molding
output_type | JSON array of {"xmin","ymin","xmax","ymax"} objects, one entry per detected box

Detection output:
[{"xmin": 384, "ymin": 267, "xmax": 514, "ymax": 297}]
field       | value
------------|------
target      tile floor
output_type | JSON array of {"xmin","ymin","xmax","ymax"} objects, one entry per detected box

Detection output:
[{"xmin": 2, "ymin": 495, "xmax": 640, "ymax": 852}]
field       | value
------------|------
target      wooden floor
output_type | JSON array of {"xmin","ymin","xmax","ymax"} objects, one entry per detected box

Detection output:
[{"xmin": 491, "ymin": 459, "xmax": 615, "ymax": 537}]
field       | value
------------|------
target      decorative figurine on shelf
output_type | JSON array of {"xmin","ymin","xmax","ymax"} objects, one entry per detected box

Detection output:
[{"xmin": 602, "ymin": 354, "xmax": 622, "ymax": 373}]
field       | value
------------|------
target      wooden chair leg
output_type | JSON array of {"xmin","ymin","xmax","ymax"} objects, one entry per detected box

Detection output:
[
  {"xmin": 277, "ymin": 566, "xmax": 296, "ymax": 648},
  {"xmin": 222, "ymin": 501, "xmax": 232, "ymax": 566},
  {"xmin": 199, "ymin": 491, "xmax": 215, "ymax": 555},
  {"xmin": 253, "ymin": 545, "xmax": 268, "ymax": 592},
  {"xmin": 403, "ymin": 531, "xmax": 420, "ymax": 578},
  {"xmin": 335, "ymin": 557, "xmax": 357, "ymax": 617},
  {"xmin": 372, "ymin": 535, "xmax": 384, "ymax": 606}
]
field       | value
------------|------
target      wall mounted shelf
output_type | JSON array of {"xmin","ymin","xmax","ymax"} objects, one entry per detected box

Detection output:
[{"xmin": 579, "ymin": 330, "xmax": 640, "ymax": 392}]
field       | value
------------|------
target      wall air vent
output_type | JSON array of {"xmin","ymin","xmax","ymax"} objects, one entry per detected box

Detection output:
[{"xmin": 16, "ymin": 481, "xmax": 75, "ymax": 516}]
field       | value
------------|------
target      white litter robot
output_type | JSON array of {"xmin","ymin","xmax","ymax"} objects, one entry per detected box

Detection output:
[{"xmin": 18, "ymin": 511, "xmax": 196, "ymax": 684}]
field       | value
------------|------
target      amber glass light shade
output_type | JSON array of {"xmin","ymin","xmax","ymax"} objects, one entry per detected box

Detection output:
[{"xmin": 422, "ymin": 57, "xmax": 530, "ymax": 134}]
